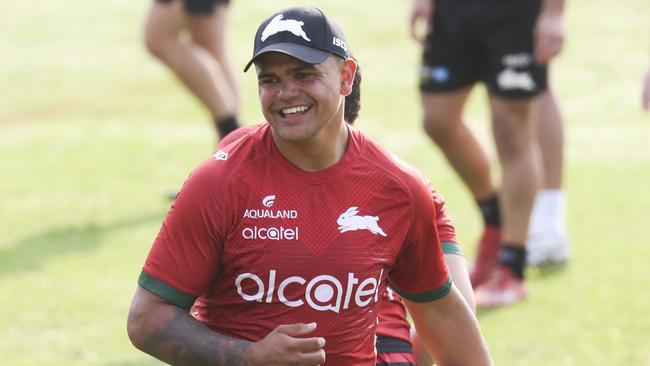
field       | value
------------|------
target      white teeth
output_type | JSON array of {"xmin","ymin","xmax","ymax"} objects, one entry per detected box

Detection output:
[{"xmin": 282, "ymin": 106, "xmax": 308, "ymax": 115}]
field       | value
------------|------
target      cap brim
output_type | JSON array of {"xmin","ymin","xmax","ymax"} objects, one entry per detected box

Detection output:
[{"xmin": 243, "ymin": 42, "xmax": 331, "ymax": 72}]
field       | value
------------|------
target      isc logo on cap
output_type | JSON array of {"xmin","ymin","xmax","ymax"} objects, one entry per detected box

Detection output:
[{"xmin": 332, "ymin": 36, "xmax": 348, "ymax": 51}]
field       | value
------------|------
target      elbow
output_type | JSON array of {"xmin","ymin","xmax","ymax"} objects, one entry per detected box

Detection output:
[{"xmin": 126, "ymin": 304, "xmax": 147, "ymax": 351}]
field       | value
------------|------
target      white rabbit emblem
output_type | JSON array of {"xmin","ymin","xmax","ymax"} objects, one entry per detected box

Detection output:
[
  {"xmin": 337, "ymin": 206, "xmax": 387, "ymax": 237},
  {"xmin": 261, "ymin": 14, "xmax": 311, "ymax": 42}
]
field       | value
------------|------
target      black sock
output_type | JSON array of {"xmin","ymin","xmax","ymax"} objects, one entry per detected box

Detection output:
[
  {"xmin": 477, "ymin": 194, "xmax": 501, "ymax": 227},
  {"xmin": 215, "ymin": 116, "xmax": 240, "ymax": 139},
  {"xmin": 498, "ymin": 245, "xmax": 526, "ymax": 279}
]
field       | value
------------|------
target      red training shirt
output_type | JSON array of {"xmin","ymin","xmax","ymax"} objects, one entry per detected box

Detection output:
[{"xmin": 139, "ymin": 124, "xmax": 451, "ymax": 365}]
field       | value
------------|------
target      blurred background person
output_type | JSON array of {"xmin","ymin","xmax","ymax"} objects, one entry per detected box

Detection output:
[
  {"xmin": 409, "ymin": 0, "xmax": 566, "ymax": 307},
  {"xmin": 143, "ymin": 0, "xmax": 241, "ymax": 142}
]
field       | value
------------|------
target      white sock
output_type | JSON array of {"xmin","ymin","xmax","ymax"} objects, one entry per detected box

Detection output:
[{"xmin": 529, "ymin": 189, "xmax": 566, "ymax": 236}]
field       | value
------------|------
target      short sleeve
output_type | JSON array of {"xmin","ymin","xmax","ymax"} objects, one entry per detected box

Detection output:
[
  {"xmin": 430, "ymin": 188, "xmax": 462, "ymax": 256},
  {"xmin": 139, "ymin": 160, "xmax": 231, "ymax": 309},
  {"xmin": 388, "ymin": 179, "xmax": 451, "ymax": 303}
]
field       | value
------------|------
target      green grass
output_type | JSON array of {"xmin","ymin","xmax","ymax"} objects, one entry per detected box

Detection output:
[{"xmin": 1, "ymin": 0, "xmax": 649, "ymax": 365}]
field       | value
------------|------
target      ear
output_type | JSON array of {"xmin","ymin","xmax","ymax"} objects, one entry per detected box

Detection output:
[
  {"xmin": 345, "ymin": 206, "xmax": 359, "ymax": 215},
  {"xmin": 339, "ymin": 58, "xmax": 357, "ymax": 96},
  {"xmin": 346, "ymin": 206, "xmax": 359, "ymax": 216}
]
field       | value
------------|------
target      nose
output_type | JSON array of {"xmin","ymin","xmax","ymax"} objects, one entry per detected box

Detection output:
[{"xmin": 277, "ymin": 80, "xmax": 299, "ymax": 100}]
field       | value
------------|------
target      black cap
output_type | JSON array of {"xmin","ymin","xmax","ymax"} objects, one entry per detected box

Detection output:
[{"xmin": 243, "ymin": 6, "xmax": 350, "ymax": 72}]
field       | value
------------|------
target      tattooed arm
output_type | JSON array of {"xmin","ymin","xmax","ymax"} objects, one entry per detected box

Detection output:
[{"xmin": 127, "ymin": 286, "xmax": 326, "ymax": 366}]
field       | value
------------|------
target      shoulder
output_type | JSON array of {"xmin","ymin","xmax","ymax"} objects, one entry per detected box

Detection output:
[
  {"xmin": 350, "ymin": 127, "xmax": 432, "ymax": 197},
  {"xmin": 184, "ymin": 124, "xmax": 271, "ymax": 193},
  {"xmin": 218, "ymin": 125, "xmax": 260, "ymax": 147},
  {"xmin": 348, "ymin": 128, "xmax": 440, "ymax": 228}
]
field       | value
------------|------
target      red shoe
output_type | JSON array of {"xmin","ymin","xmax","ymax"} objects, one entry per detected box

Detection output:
[
  {"xmin": 469, "ymin": 225, "xmax": 502, "ymax": 288},
  {"xmin": 475, "ymin": 266, "xmax": 527, "ymax": 308}
]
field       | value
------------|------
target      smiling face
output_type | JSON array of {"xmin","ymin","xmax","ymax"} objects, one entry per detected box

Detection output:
[{"xmin": 255, "ymin": 53, "xmax": 355, "ymax": 145}]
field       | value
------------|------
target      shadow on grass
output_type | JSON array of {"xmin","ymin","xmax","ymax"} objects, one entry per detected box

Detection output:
[
  {"xmin": 0, "ymin": 212, "xmax": 163, "ymax": 276},
  {"xmin": 526, "ymin": 263, "xmax": 569, "ymax": 279}
]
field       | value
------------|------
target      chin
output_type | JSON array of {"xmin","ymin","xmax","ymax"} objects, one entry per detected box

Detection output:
[
  {"xmin": 277, "ymin": 126, "xmax": 316, "ymax": 143},
  {"xmin": 279, "ymin": 131, "xmax": 311, "ymax": 143}
]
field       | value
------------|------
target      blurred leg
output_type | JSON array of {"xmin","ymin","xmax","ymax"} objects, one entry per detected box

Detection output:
[
  {"xmin": 421, "ymin": 87, "xmax": 495, "ymax": 200},
  {"xmin": 536, "ymin": 88, "xmax": 563, "ymax": 189},
  {"xmin": 474, "ymin": 95, "xmax": 538, "ymax": 308},
  {"xmin": 528, "ymin": 87, "xmax": 570, "ymax": 266},
  {"xmin": 421, "ymin": 88, "xmax": 502, "ymax": 287},
  {"xmin": 489, "ymin": 95, "xmax": 539, "ymax": 245},
  {"xmin": 143, "ymin": 0, "xmax": 234, "ymax": 121},
  {"xmin": 187, "ymin": 3, "xmax": 240, "ymax": 115}
]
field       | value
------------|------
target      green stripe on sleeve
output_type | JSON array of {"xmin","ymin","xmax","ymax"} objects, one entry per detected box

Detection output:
[
  {"xmin": 442, "ymin": 242, "xmax": 463, "ymax": 256},
  {"xmin": 391, "ymin": 276, "xmax": 452, "ymax": 303},
  {"xmin": 138, "ymin": 271, "xmax": 197, "ymax": 310}
]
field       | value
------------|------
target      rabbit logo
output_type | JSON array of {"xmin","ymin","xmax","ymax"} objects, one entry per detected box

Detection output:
[
  {"xmin": 337, "ymin": 206, "xmax": 387, "ymax": 237},
  {"xmin": 261, "ymin": 14, "xmax": 311, "ymax": 43}
]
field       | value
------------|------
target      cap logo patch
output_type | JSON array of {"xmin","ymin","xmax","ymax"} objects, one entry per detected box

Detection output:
[
  {"xmin": 332, "ymin": 36, "xmax": 348, "ymax": 51},
  {"xmin": 261, "ymin": 14, "xmax": 311, "ymax": 42}
]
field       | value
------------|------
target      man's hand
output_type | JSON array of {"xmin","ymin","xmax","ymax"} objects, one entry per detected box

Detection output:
[
  {"xmin": 534, "ymin": 8, "xmax": 565, "ymax": 63},
  {"xmin": 409, "ymin": 0, "xmax": 434, "ymax": 46},
  {"xmin": 247, "ymin": 323, "xmax": 326, "ymax": 366}
]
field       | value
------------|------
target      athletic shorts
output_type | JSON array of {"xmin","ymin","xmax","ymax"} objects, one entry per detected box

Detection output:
[
  {"xmin": 155, "ymin": 0, "xmax": 229, "ymax": 15},
  {"xmin": 376, "ymin": 336, "xmax": 416, "ymax": 366},
  {"xmin": 420, "ymin": 0, "xmax": 547, "ymax": 98}
]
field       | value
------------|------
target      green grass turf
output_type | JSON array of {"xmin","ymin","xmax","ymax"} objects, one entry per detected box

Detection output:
[{"xmin": 1, "ymin": 0, "xmax": 649, "ymax": 364}]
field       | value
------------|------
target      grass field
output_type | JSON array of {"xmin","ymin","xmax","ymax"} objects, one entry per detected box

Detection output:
[{"xmin": 1, "ymin": 0, "xmax": 649, "ymax": 365}]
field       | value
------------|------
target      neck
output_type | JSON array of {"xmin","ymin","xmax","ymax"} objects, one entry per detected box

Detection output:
[{"xmin": 272, "ymin": 118, "xmax": 349, "ymax": 173}]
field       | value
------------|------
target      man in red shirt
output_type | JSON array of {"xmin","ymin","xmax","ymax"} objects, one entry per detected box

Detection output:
[{"xmin": 127, "ymin": 6, "xmax": 491, "ymax": 365}]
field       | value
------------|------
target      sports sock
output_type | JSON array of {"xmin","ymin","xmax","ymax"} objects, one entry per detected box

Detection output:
[
  {"xmin": 477, "ymin": 194, "xmax": 501, "ymax": 227},
  {"xmin": 215, "ymin": 115, "xmax": 240, "ymax": 139},
  {"xmin": 498, "ymin": 245, "xmax": 526, "ymax": 279},
  {"xmin": 529, "ymin": 189, "xmax": 566, "ymax": 235}
]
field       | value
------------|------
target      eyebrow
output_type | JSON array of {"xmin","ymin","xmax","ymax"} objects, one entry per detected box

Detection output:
[
  {"xmin": 287, "ymin": 64, "xmax": 318, "ymax": 74},
  {"xmin": 257, "ymin": 71, "xmax": 275, "ymax": 80},
  {"xmin": 257, "ymin": 63, "xmax": 318, "ymax": 79}
]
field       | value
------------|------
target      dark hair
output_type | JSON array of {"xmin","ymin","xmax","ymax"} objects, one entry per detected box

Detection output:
[{"xmin": 344, "ymin": 61, "xmax": 361, "ymax": 125}]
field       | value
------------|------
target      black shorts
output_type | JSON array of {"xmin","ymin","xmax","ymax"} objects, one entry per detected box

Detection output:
[
  {"xmin": 420, "ymin": 0, "xmax": 547, "ymax": 98},
  {"xmin": 156, "ymin": 0, "xmax": 229, "ymax": 15},
  {"xmin": 375, "ymin": 336, "xmax": 416, "ymax": 366}
]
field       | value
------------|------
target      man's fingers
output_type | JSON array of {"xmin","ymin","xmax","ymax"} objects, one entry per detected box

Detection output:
[
  {"xmin": 535, "ymin": 36, "xmax": 562, "ymax": 64},
  {"xmin": 409, "ymin": 2, "xmax": 432, "ymax": 46},
  {"xmin": 255, "ymin": 324, "xmax": 326, "ymax": 366},
  {"xmin": 270, "ymin": 323, "xmax": 325, "ymax": 352},
  {"xmin": 409, "ymin": 13, "xmax": 421, "ymax": 42},
  {"xmin": 272, "ymin": 324, "xmax": 326, "ymax": 365},
  {"xmin": 534, "ymin": 42, "xmax": 551, "ymax": 64},
  {"xmin": 275, "ymin": 322, "xmax": 318, "ymax": 336},
  {"xmin": 292, "ymin": 336, "xmax": 326, "ymax": 352}
]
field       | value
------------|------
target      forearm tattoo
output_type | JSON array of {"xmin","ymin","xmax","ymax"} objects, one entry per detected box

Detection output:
[{"xmin": 143, "ymin": 306, "xmax": 252, "ymax": 366}]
